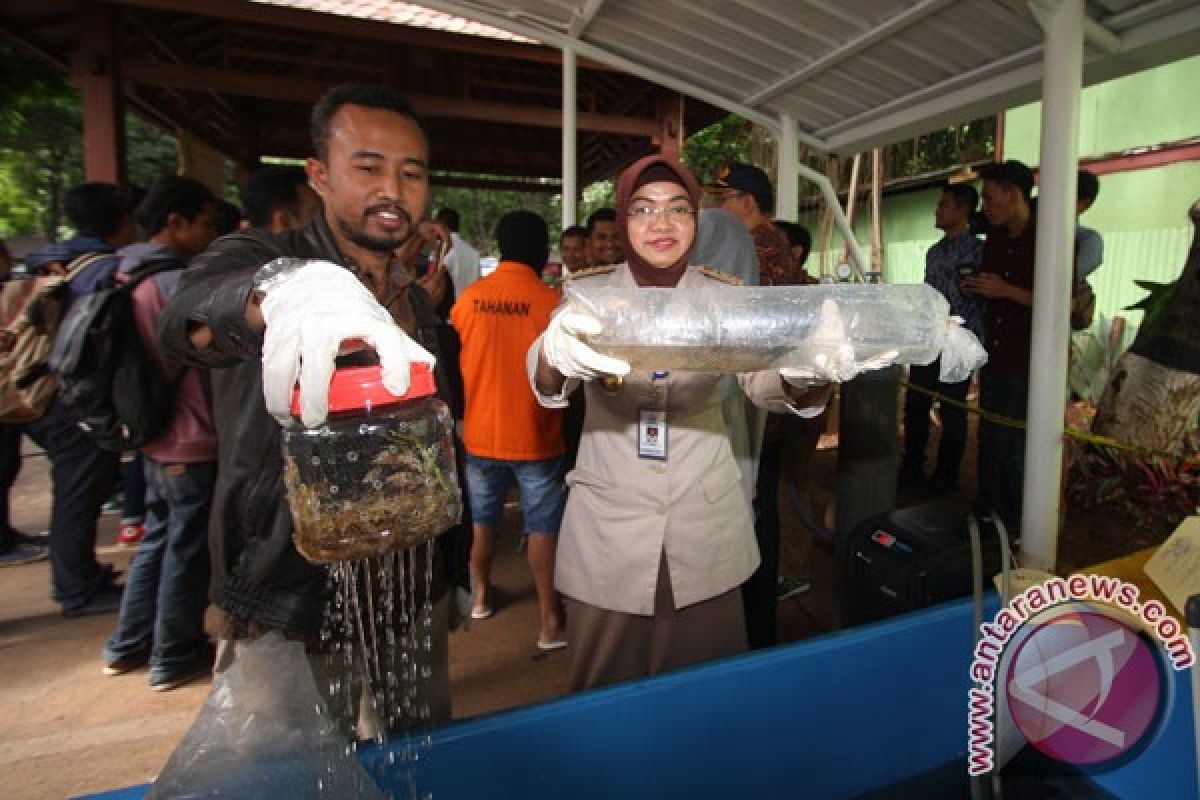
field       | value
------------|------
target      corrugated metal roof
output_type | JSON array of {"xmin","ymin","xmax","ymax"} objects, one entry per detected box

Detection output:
[
  {"xmin": 249, "ymin": 0, "xmax": 536, "ymax": 42},
  {"xmin": 412, "ymin": 0, "xmax": 1200, "ymax": 154}
]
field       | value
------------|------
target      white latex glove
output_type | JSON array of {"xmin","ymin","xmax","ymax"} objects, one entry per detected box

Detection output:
[
  {"xmin": 780, "ymin": 298, "xmax": 897, "ymax": 386},
  {"xmin": 541, "ymin": 307, "xmax": 630, "ymax": 381},
  {"xmin": 258, "ymin": 260, "xmax": 436, "ymax": 427}
]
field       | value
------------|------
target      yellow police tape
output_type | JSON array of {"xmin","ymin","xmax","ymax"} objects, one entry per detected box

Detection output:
[{"xmin": 901, "ymin": 381, "xmax": 1196, "ymax": 464}]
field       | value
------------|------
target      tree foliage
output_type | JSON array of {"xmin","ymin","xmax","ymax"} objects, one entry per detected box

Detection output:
[
  {"xmin": 0, "ymin": 45, "xmax": 83, "ymax": 240},
  {"xmin": 431, "ymin": 178, "xmax": 615, "ymax": 256},
  {"xmin": 681, "ymin": 113, "xmax": 996, "ymax": 198},
  {"xmin": 431, "ymin": 183, "xmax": 559, "ymax": 257},
  {"xmin": 0, "ymin": 41, "xmax": 177, "ymax": 241},
  {"xmin": 880, "ymin": 118, "xmax": 996, "ymax": 182},
  {"xmin": 1123, "ymin": 278, "xmax": 1177, "ymax": 326},
  {"xmin": 682, "ymin": 115, "xmax": 754, "ymax": 184}
]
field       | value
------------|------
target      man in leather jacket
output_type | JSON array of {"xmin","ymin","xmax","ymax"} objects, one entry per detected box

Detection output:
[{"xmin": 157, "ymin": 84, "xmax": 469, "ymax": 728}]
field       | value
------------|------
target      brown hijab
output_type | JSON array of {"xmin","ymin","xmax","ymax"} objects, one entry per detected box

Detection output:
[{"xmin": 615, "ymin": 154, "xmax": 701, "ymax": 288}]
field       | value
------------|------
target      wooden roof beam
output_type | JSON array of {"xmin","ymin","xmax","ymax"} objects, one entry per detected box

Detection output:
[
  {"xmin": 223, "ymin": 44, "xmax": 386, "ymax": 78},
  {"xmin": 122, "ymin": 60, "xmax": 659, "ymax": 137},
  {"xmin": 124, "ymin": 9, "xmax": 236, "ymax": 122},
  {"xmin": 0, "ymin": 22, "xmax": 68, "ymax": 71}
]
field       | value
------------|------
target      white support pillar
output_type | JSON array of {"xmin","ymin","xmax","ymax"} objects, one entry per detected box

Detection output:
[
  {"xmin": 1019, "ymin": 0, "xmax": 1083, "ymax": 571},
  {"xmin": 776, "ymin": 112, "xmax": 799, "ymax": 220},
  {"xmin": 562, "ymin": 45, "xmax": 578, "ymax": 229},
  {"xmin": 774, "ymin": 113, "xmax": 869, "ymax": 276}
]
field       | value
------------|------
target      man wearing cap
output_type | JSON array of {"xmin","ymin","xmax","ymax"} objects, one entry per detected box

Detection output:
[
  {"xmin": 706, "ymin": 163, "xmax": 812, "ymax": 288},
  {"xmin": 704, "ymin": 162, "xmax": 811, "ymax": 649},
  {"xmin": 961, "ymin": 160, "xmax": 1037, "ymax": 536}
]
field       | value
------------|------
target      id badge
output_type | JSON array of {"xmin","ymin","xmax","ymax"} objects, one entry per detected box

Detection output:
[{"xmin": 638, "ymin": 408, "xmax": 667, "ymax": 460}]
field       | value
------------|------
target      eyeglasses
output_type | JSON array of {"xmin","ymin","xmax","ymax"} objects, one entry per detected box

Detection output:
[{"xmin": 626, "ymin": 204, "xmax": 697, "ymax": 220}]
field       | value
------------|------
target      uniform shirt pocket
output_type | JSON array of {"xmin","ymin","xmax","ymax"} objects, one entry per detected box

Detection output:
[{"xmin": 700, "ymin": 458, "xmax": 743, "ymax": 504}]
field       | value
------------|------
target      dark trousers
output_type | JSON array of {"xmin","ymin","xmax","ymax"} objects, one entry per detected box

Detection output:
[
  {"xmin": 24, "ymin": 402, "xmax": 119, "ymax": 609},
  {"xmin": 975, "ymin": 371, "xmax": 1029, "ymax": 534},
  {"xmin": 120, "ymin": 452, "xmax": 147, "ymax": 522},
  {"xmin": 742, "ymin": 426, "xmax": 782, "ymax": 650},
  {"xmin": 902, "ymin": 359, "xmax": 971, "ymax": 480},
  {"xmin": 0, "ymin": 424, "xmax": 22, "ymax": 549}
]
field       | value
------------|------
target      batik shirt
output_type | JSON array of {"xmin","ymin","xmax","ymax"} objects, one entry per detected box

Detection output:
[
  {"xmin": 925, "ymin": 231, "xmax": 984, "ymax": 340},
  {"xmin": 752, "ymin": 222, "xmax": 812, "ymax": 286}
]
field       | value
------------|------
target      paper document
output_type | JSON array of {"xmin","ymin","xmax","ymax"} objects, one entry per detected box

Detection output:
[{"xmin": 1143, "ymin": 516, "xmax": 1200, "ymax": 617}]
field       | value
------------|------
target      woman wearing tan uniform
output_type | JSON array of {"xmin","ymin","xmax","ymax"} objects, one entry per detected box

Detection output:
[{"xmin": 529, "ymin": 155, "xmax": 834, "ymax": 690}]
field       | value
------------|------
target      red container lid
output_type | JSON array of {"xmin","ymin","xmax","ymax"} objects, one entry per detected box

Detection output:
[{"xmin": 290, "ymin": 362, "xmax": 436, "ymax": 416}]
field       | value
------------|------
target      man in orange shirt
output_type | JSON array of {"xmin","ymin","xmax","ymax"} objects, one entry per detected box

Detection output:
[{"xmin": 450, "ymin": 210, "xmax": 567, "ymax": 650}]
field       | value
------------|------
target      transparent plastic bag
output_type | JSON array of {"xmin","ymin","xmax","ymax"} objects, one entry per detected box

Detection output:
[
  {"xmin": 565, "ymin": 282, "xmax": 986, "ymax": 382},
  {"xmin": 146, "ymin": 632, "xmax": 384, "ymax": 800},
  {"xmin": 938, "ymin": 316, "xmax": 988, "ymax": 383}
]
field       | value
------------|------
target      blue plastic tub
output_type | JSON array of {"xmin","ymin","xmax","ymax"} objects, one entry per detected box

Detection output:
[{"xmin": 80, "ymin": 594, "xmax": 1197, "ymax": 799}]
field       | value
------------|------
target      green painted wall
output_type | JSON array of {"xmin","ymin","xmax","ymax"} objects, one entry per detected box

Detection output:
[
  {"xmin": 1005, "ymin": 56, "xmax": 1199, "ymax": 331},
  {"xmin": 795, "ymin": 57, "xmax": 1198, "ymax": 336},
  {"xmin": 1005, "ymin": 54, "xmax": 1200, "ymax": 165},
  {"xmin": 799, "ymin": 185, "xmax": 954, "ymax": 287},
  {"xmin": 797, "ymin": 187, "xmax": 943, "ymax": 284}
]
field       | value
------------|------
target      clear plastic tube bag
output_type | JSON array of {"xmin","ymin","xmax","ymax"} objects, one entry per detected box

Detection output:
[
  {"xmin": 146, "ymin": 632, "xmax": 384, "ymax": 800},
  {"xmin": 565, "ymin": 282, "xmax": 986, "ymax": 383}
]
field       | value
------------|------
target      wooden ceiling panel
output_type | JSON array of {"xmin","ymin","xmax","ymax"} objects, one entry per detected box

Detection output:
[{"xmin": 1, "ymin": 0, "xmax": 725, "ymax": 181}]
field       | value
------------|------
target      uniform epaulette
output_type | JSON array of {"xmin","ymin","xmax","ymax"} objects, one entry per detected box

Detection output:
[
  {"xmin": 564, "ymin": 265, "xmax": 616, "ymax": 280},
  {"xmin": 697, "ymin": 266, "xmax": 744, "ymax": 286}
]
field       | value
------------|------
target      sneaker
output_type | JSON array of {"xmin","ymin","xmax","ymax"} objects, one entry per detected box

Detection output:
[
  {"xmin": 149, "ymin": 643, "xmax": 215, "ymax": 692},
  {"xmin": 116, "ymin": 523, "xmax": 145, "ymax": 546},
  {"xmin": 103, "ymin": 648, "xmax": 151, "ymax": 676},
  {"xmin": 776, "ymin": 574, "xmax": 812, "ymax": 601},
  {"xmin": 62, "ymin": 584, "xmax": 124, "ymax": 618},
  {"xmin": 0, "ymin": 543, "xmax": 49, "ymax": 567}
]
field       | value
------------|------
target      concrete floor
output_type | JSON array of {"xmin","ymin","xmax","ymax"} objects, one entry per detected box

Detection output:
[{"xmin": 1, "ymin": 435, "xmax": 844, "ymax": 800}]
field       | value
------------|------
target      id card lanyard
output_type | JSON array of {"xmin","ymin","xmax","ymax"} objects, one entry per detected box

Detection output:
[{"xmin": 638, "ymin": 371, "xmax": 669, "ymax": 460}]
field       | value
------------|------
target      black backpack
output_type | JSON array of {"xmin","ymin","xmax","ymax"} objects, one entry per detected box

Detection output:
[{"xmin": 48, "ymin": 256, "xmax": 182, "ymax": 451}]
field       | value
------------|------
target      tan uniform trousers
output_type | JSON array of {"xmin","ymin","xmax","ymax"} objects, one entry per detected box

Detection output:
[{"xmin": 565, "ymin": 554, "xmax": 747, "ymax": 691}]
